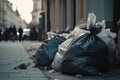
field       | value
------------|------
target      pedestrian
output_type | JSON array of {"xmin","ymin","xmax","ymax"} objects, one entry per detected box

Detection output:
[
  {"xmin": 30, "ymin": 27, "xmax": 37, "ymax": 40},
  {"xmin": 12, "ymin": 25, "xmax": 17, "ymax": 41},
  {"xmin": 3, "ymin": 28, "xmax": 9, "ymax": 41},
  {"xmin": 32, "ymin": 27, "xmax": 38, "ymax": 40},
  {"xmin": 0, "ymin": 27, "xmax": 2, "ymax": 41},
  {"xmin": 8, "ymin": 26, "xmax": 13, "ymax": 41},
  {"xmin": 18, "ymin": 26, "xmax": 23, "ymax": 41}
]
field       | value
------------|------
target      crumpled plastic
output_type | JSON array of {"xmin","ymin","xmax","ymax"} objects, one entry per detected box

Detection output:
[
  {"xmin": 52, "ymin": 38, "xmax": 73, "ymax": 71},
  {"xmin": 86, "ymin": 12, "xmax": 96, "ymax": 29}
]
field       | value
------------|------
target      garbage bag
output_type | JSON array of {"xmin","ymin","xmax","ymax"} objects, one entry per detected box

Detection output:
[
  {"xmin": 70, "ymin": 26, "xmax": 89, "ymax": 39},
  {"xmin": 97, "ymin": 28, "xmax": 117, "ymax": 69},
  {"xmin": 86, "ymin": 12, "xmax": 96, "ymax": 29},
  {"xmin": 35, "ymin": 35, "xmax": 66, "ymax": 66},
  {"xmin": 52, "ymin": 38, "xmax": 73, "ymax": 71},
  {"xmin": 47, "ymin": 32, "xmax": 57, "ymax": 39},
  {"xmin": 97, "ymin": 28, "xmax": 117, "ymax": 45},
  {"xmin": 52, "ymin": 27, "xmax": 89, "ymax": 71},
  {"xmin": 61, "ymin": 32, "xmax": 109, "ymax": 76}
]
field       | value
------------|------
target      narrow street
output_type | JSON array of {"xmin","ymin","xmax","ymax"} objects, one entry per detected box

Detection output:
[
  {"xmin": 0, "ymin": 41, "xmax": 47, "ymax": 80},
  {"xmin": 0, "ymin": 0, "xmax": 120, "ymax": 80},
  {"xmin": 0, "ymin": 41, "xmax": 80, "ymax": 80},
  {"xmin": 1, "ymin": 41, "xmax": 120, "ymax": 80}
]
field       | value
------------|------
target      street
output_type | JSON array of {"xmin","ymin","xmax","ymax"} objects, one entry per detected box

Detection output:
[
  {"xmin": 0, "ymin": 41, "xmax": 47, "ymax": 80},
  {"xmin": 1, "ymin": 0, "xmax": 120, "ymax": 80},
  {"xmin": 1, "ymin": 41, "xmax": 120, "ymax": 80}
]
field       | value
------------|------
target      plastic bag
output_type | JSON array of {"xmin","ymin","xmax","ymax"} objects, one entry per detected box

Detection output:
[
  {"xmin": 60, "ymin": 33, "xmax": 71, "ymax": 39},
  {"xmin": 52, "ymin": 27, "xmax": 89, "ymax": 71},
  {"xmin": 86, "ymin": 12, "xmax": 96, "ymax": 29},
  {"xmin": 95, "ymin": 20, "xmax": 106, "ymax": 30},
  {"xmin": 97, "ymin": 29, "xmax": 117, "ymax": 45},
  {"xmin": 52, "ymin": 38, "xmax": 73, "ymax": 71},
  {"xmin": 95, "ymin": 20, "xmax": 117, "ymax": 45},
  {"xmin": 35, "ymin": 35, "xmax": 66, "ymax": 66},
  {"xmin": 47, "ymin": 32, "xmax": 57, "ymax": 39},
  {"xmin": 71, "ymin": 27, "xmax": 89, "ymax": 39},
  {"xmin": 61, "ymin": 32, "xmax": 109, "ymax": 76}
]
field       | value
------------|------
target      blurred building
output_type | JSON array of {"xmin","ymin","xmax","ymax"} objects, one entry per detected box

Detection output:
[
  {"xmin": 15, "ymin": 9, "xmax": 28, "ymax": 29},
  {"xmin": 7, "ymin": 1, "xmax": 16, "ymax": 27},
  {"xmin": 0, "ymin": 0, "xmax": 27, "ymax": 31},
  {"xmin": 41, "ymin": 0, "xmax": 114, "ymax": 33},
  {"xmin": 15, "ymin": 9, "xmax": 22, "ymax": 29},
  {"xmin": 0, "ymin": 0, "xmax": 8, "ymax": 29},
  {"xmin": 31, "ymin": 0, "xmax": 41, "ymax": 33},
  {"xmin": 41, "ymin": 0, "xmax": 85, "ymax": 34},
  {"xmin": 42, "ymin": 0, "xmax": 120, "ymax": 61},
  {"xmin": 21, "ymin": 20, "xmax": 28, "ymax": 29}
]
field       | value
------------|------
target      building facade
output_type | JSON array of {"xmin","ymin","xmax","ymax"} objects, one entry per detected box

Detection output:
[
  {"xmin": 42, "ymin": 0, "xmax": 120, "ymax": 62},
  {"xmin": 0, "ymin": 0, "xmax": 27, "ymax": 31},
  {"xmin": 31, "ymin": 0, "xmax": 41, "ymax": 32},
  {"xmin": 84, "ymin": 0, "xmax": 113, "ymax": 30},
  {"xmin": 15, "ymin": 9, "xmax": 22, "ymax": 29},
  {"xmin": 0, "ymin": 0, "xmax": 3, "ymax": 27},
  {"xmin": 7, "ymin": 1, "xmax": 16, "ymax": 28},
  {"xmin": 21, "ymin": 20, "xmax": 28, "ymax": 29},
  {"xmin": 0, "ymin": 0, "xmax": 8, "ymax": 29},
  {"xmin": 42, "ymin": 0, "xmax": 114, "ymax": 33},
  {"xmin": 15, "ymin": 9, "xmax": 28, "ymax": 29},
  {"xmin": 42, "ymin": 0, "xmax": 85, "ymax": 34}
]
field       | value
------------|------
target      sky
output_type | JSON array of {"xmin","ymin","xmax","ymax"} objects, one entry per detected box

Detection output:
[{"xmin": 8, "ymin": 0, "xmax": 33, "ymax": 23}]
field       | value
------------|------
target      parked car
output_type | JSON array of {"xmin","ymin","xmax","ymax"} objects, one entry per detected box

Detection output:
[{"xmin": 22, "ymin": 29, "xmax": 30, "ymax": 40}]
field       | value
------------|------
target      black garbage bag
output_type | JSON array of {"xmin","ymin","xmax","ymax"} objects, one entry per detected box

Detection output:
[
  {"xmin": 35, "ymin": 35, "xmax": 66, "ymax": 66},
  {"xmin": 61, "ymin": 28, "xmax": 109, "ymax": 76}
]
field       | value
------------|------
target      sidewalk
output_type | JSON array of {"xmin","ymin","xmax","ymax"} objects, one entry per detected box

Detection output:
[
  {"xmin": 22, "ymin": 41, "xmax": 120, "ymax": 80},
  {"xmin": 0, "ymin": 41, "xmax": 48, "ymax": 80}
]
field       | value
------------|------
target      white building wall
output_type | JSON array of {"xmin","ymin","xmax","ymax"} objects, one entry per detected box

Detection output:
[
  {"xmin": 31, "ymin": 0, "xmax": 41, "ymax": 25},
  {"xmin": 7, "ymin": 2, "xmax": 11, "ymax": 27},
  {"xmin": 0, "ymin": 0, "xmax": 5, "ymax": 29},
  {"xmin": 7, "ymin": 1, "xmax": 16, "ymax": 28},
  {"xmin": 4, "ymin": 1, "xmax": 7, "ymax": 27}
]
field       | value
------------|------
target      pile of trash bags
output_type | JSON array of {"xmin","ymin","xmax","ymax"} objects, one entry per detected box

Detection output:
[
  {"xmin": 35, "ymin": 34, "xmax": 66, "ymax": 66},
  {"xmin": 34, "ymin": 12, "xmax": 117, "ymax": 76}
]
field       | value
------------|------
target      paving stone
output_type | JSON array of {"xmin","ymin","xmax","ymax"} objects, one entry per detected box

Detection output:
[
  {"xmin": 46, "ymin": 72, "xmax": 80, "ymax": 80},
  {"xmin": 0, "ymin": 78, "xmax": 9, "ymax": 80},
  {"xmin": 9, "ymin": 74, "xmax": 46, "ymax": 78},
  {"xmin": 0, "ymin": 42, "xmax": 47, "ymax": 80},
  {"xmin": 0, "ymin": 73, "xmax": 9, "ymax": 78},
  {"xmin": 0, "ymin": 78, "xmax": 30, "ymax": 80},
  {"xmin": 0, "ymin": 70, "xmax": 20, "ymax": 73},
  {"xmin": 0, "ymin": 64, "xmax": 24, "ymax": 72},
  {"xmin": 31, "ymin": 78, "xmax": 48, "ymax": 80},
  {"xmin": 0, "ymin": 62, "xmax": 10, "ymax": 65},
  {"xmin": 26, "ymin": 71, "xmax": 44, "ymax": 75},
  {"xmin": 4, "ymin": 41, "xmax": 120, "ymax": 80}
]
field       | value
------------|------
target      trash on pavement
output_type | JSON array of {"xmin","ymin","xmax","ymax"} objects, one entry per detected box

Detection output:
[
  {"xmin": 61, "ymin": 31, "xmax": 109, "ymax": 76},
  {"xmin": 52, "ymin": 23, "xmax": 90, "ymax": 71},
  {"xmin": 52, "ymin": 38, "xmax": 73, "ymax": 71},
  {"xmin": 34, "ymin": 12, "xmax": 117, "ymax": 76},
  {"xmin": 14, "ymin": 62, "xmax": 30, "ymax": 70},
  {"xmin": 61, "ymin": 13, "xmax": 117, "ymax": 76},
  {"xmin": 34, "ymin": 34, "xmax": 66, "ymax": 67}
]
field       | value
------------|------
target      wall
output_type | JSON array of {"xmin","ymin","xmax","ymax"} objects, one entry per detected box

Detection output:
[{"xmin": 84, "ymin": 0, "xmax": 113, "ymax": 22}]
